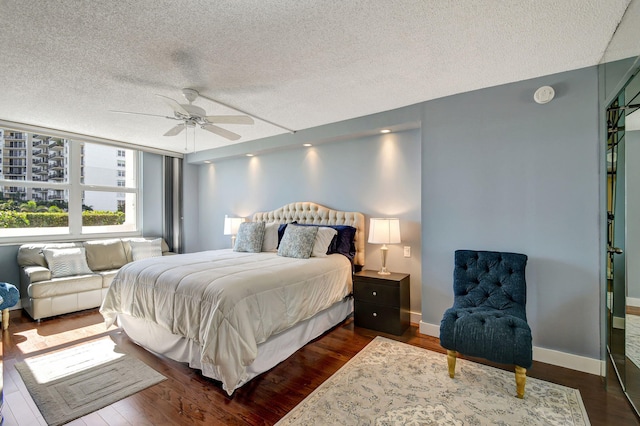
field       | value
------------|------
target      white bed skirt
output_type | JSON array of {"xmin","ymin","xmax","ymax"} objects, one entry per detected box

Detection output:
[{"xmin": 117, "ymin": 296, "xmax": 353, "ymax": 392}]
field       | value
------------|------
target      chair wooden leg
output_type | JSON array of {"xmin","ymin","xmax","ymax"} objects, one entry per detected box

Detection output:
[
  {"xmin": 447, "ymin": 350, "xmax": 457, "ymax": 378},
  {"xmin": 2, "ymin": 308, "xmax": 8, "ymax": 330},
  {"xmin": 515, "ymin": 365, "xmax": 527, "ymax": 398}
]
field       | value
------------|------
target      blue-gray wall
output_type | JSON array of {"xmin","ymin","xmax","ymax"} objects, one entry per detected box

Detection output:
[
  {"xmin": 628, "ymin": 131, "xmax": 640, "ymax": 300},
  {"xmin": 142, "ymin": 152, "xmax": 164, "ymax": 237},
  {"xmin": 186, "ymin": 65, "xmax": 604, "ymax": 362},
  {"xmin": 195, "ymin": 129, "xmax": 423, "ymax": 315},
  {"xmin": 421, "ymin": 66, "xmax": 601, "ymax": 359}
]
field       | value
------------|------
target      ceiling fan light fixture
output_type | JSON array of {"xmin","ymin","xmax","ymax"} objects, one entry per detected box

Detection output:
[{"xmin": 111, "ymin": 88, "xmax": 254, "ymax": 144}]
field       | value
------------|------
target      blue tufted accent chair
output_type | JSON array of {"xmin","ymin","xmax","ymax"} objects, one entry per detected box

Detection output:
[{"xmin": 440, "ymin": 250, "xmax": 532, "ymax": 398}]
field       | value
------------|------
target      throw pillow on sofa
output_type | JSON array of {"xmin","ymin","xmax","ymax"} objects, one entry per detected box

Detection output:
[
  {"xmin": 130, "ymin": 238, "xmax": 163, "ymax": 261},
  {"xmin": 42, "ymin": 247, "xmax": 94, "ymax": 278}
]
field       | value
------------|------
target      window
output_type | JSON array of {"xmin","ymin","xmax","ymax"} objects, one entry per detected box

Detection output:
[
  {"xmin": 117, "ymin": 160, "xmax": 125, "ymax": 167},
  {"xmin": 0, "ymin": 129, "xmax": 140, "ymax": 241}
]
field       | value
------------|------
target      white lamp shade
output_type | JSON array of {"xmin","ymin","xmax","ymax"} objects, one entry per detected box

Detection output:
[
  {"xmin": 223, "ymin": 216, "xmax": 245, "ymax": 235},
  {"xmin": 368, "ymin": 218, "xmax": 401, "ymax": 244}
]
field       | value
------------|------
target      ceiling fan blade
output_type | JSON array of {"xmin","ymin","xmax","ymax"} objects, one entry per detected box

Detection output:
[
  {"xmin": 164, "ymin": 123, "xmax": 187, "ymax": 137},
  {"xmin": 202, "ymin": 124, "xmax": 241, "ymax": 141},
  {"xmin": 205, "ymin": 115, "xmax": 254, "ymax": 125},
  {"xmin": 110, "ymin": 110, "xmax": 178, "ymax": 120},
  {"xmin": 155, "ymin": 94, "xmax": 189, "ymax": 116}
]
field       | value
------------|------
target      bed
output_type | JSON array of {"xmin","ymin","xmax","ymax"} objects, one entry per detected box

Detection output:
[{"xmin": 100, "ymin": 202, "xmax": 365, "ymax": 395}]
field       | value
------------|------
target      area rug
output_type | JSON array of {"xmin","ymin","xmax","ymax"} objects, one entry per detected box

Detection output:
[
  {"xmin": 277, "ymin": 336, "xmax": 590, "ymax": 425},
  {"xmin": 15, "ymin": 338, "xmax": 166, "ymax": 426}
]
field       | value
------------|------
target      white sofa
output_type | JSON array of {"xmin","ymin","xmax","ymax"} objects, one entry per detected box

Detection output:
[{"xmin": 17, "ymin": 237, "xmax": 173, "ymax": 320}]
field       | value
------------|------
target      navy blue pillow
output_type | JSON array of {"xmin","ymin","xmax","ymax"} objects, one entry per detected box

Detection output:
[
  {"xmin": 277, "ymin": 223, "xmax": 288, "ymax": 247},
  {"xmin": 329, "ymin": 225, "xmax": 357, "ymax": 261},
  {"xmin": 286, "ymin": 222, "xmax": 356, "ymax": 262}
]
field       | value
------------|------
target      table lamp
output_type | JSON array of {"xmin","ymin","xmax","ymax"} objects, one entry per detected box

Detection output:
[
  {"xmin": 368, "ymin": 218, "xmax": 401, "ymax": 275},
  {"xmin": 223, "ymin": 216, "xmax": 245, "ymax": 248}
]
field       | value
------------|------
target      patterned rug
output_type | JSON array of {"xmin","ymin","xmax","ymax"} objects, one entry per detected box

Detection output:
[
  {"xmin": 15, "ymin": 338, "xmax": 166, "ymax": 426},
  {"xmin": 626, "ymin": 314, "xmax": 640, "ymax": 369},
  {"xmin": 277, "ymin": 336, "xmax": 590, "ymax": 425}
]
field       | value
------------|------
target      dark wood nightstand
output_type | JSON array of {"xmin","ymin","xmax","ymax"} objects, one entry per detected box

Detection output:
[{"xmin": 353, "ymin": 270, "xmax": 410, "ymax": 335}]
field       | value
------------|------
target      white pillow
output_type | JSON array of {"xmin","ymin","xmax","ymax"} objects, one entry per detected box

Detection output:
[
  {"xmin": 130, "ymin": 238, "xmax": 163, "ymax": 261},
  {"xmin": 311, "ymin": 227, "xmax": 338, "ymax": 257},
  {"xmin": 42, "ymin": 247, "xmax": 93, "ymax": 278},
  {"xmin": 262, "ymin": 222, "xmax": 280, "ymax": 252}
]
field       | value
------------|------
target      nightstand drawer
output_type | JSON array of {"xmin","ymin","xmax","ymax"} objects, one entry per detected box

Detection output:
[
  {"xmin": 354, "ymin": 300, "xmax": 404, "ymax": 335},
  {"xmin": 353, "ymin": 280, "xmax": 399, "ymax": 308}
]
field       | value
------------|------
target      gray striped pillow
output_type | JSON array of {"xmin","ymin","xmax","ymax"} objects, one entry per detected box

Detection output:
[
  {"xmin": 42, "ymin": 247, "xmax": 93, "ymax": 278},
  {"xmin": 130, "ymin": 238, "xmax": 163, "ymax": 261}
]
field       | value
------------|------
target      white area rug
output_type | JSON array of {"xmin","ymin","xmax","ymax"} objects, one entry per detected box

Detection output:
[
  {"xmin": 277, "ymin": 336, "xmax": 590, "ymax": 425},
  {"xmin": 15, "ymin": 338, "xmax": 166, "ymax": 426},
  {"xmin": 626, "ymin": 314, "xmax": 640, "ymax": 369}
]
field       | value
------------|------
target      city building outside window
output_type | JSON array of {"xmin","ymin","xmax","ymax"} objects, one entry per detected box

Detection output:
[{"xmin": 0, "ymin": 128, "xmax": 140, "ymax": 241}]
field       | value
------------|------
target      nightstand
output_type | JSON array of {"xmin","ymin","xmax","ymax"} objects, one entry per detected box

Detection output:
[{"xmin": 353, "ymin": 270, "xmax": 410, "ymax": 335}]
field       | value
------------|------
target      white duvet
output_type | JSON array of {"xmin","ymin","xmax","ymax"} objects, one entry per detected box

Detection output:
[{"xmin": 100, "ymin": 249, "xmax": 352, "ymax": 394}]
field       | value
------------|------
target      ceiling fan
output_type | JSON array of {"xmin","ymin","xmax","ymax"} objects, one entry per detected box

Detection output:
[{"xmin": 111, "ymin": 88, "xmax": 254, "ymax": 141}]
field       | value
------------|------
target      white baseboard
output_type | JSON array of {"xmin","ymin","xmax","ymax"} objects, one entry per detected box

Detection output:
[
  {"xmin": 628, "ymin": 297, "xmax": 640, "ymax": 308},
  {"xmin": 419, "ymin": 320, "xmax": 603, "ymax": 376},
  {"xmin": 410, "ymin": 310, "xmax": 421, "ymax": 326}
]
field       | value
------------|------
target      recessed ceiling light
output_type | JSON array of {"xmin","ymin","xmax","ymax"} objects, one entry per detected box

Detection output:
[
  {"xmin": 303, "ymin": 143, "xmax": 312, "ymax": 147},
  {"xmin": 204, "ymin": 160, "xmax": 211, "ymax": 164},
  {"xmin": 380, "ymin": 129, "xmax": 391, "ymax": 134},
  {"xmin": 246, "ymin": 153, "xmax": 254, "ymax": 157}
]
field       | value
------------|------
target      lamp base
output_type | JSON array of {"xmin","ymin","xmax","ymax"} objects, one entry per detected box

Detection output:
[{"xmin": 378, "ymin": 244, "xmax": 391, "ymax": 275}]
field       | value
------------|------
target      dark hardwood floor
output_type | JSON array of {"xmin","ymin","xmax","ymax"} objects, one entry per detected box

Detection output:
[{"xmin": 2, "ymin": 308, "xmax": 639, "ymax": 425}]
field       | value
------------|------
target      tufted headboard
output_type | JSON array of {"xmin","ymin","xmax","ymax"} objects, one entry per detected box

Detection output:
[{"xmin": 253, "ymin": 201, "xmax": 365, "ymax": 268}]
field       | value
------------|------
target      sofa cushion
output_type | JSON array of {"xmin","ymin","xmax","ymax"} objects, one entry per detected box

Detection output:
[
  {"xmin": 17, "ymin": 242, "xmax": 82, "ymax": 268},
  {"xmin": 96, "ymin": 269, "xmax": 119, "ymax": 288},
  {"xmin": 28, "ymin": 274, "xmax": 102, "ymax": 299},
  {"xmin": 42, "ymin": 247, "xmax": 93, "ymax": 278},
  {"xmin": 83, "ymin": 239, "xmax": 127, "ymax": 271}
]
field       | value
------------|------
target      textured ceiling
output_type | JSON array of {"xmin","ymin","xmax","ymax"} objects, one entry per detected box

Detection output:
[{"xmin": 1, "ymin": 0, "xmax": 638, "ymax": 154}]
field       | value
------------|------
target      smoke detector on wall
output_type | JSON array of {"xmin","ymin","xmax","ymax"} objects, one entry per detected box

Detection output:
[{"xmin": 533, "ymin": 86, "xmax": 555, "ymax": 104}]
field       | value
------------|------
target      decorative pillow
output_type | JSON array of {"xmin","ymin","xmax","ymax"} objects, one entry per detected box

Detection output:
[
  {"xmin": 328, "ymin": 225, "xmax": 357, "ymax": 261},
  {"xmin": 289, "ymin": 222, "xmax": 357, "ymax": 261},
  {"xmin": 234, "ymin": 222, "xmax": 265, "ymax": 253},
  {"xmin": 42, "ymin": 247, "xmax": 93, "ymax": 278},
  {"xmin": 277, "ymin": 223, "xmax": 289, "ymax": 247},
  {"xmin": 130, "ymin": 238, "xmax": 163, "ymax": 261},
  {"xmin": 262, "ymin": 222, "xmax": 280, "ymax": 252},
  {"xmin": 278, "ymin": 224, "xmax": 319, "ymax": 259},
  {"xmin": 311, "ymin": 226, "xmax": 338, "ymax": 257}
]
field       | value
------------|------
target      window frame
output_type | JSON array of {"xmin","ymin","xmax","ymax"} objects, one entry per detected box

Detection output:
[{"xmin": 0, "ymin": 127, "xmax": 143, "ymax": 244}]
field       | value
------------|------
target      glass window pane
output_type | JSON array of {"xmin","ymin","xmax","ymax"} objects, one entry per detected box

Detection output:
[
  {"xmin": 82, "ymin": 142, "xmax": 136, "ymax": 188},
  {"xmin": 1, "ymin": 131, "xmax": 68, "ymax": 184},
  {"xmin": 0, "ymin": 186, "xmax": 69, "ymax": 230},
  {"xmin": 82, "ymin": 190, "xmax": 136, "ymax": 232}
]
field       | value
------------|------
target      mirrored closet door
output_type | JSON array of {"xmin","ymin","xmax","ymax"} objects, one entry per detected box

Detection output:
[{"xmin": 607, "ymin": 62, "xmax": 640, "ymax": 414}]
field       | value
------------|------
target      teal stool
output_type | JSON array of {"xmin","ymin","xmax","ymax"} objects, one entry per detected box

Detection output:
[{"xmin": 0, "ymin": 282, "xmax": 19, "ymax": 330}]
